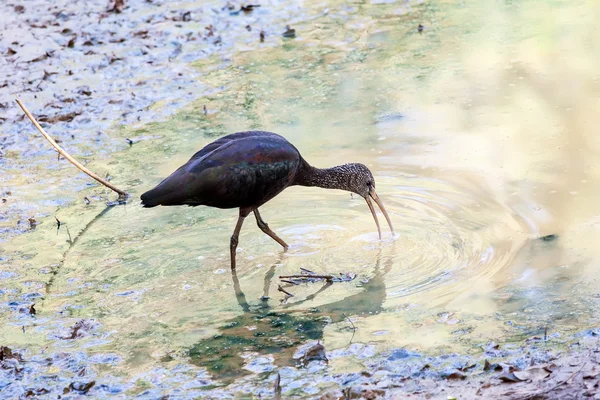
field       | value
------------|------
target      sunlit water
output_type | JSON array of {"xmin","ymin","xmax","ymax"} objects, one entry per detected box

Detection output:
[{"xmin": 1, "ymin": 0, "xmax": 600, "ymax": 397}]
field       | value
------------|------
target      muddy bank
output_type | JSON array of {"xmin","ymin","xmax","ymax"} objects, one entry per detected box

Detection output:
[
  {"xmin": 0, "ymin": 0, "xmax": 318, "ymax": 241},
  {"xmin": 1, "ymin": 327, "xmax": 598, "ymax": 398}
]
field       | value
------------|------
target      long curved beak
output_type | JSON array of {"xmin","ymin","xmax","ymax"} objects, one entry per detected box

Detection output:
[{"xmin": 365, "ymin": 189, "xmax": 394, "ymax": 240}]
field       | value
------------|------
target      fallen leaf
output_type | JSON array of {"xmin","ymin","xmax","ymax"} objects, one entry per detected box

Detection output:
[
  {"xmin": 24, "ymin": 388, "xmax": 49, "ymax": 397},
  {"xmin": 134, "ymin": 30, "xmax": 149, "ymax": 38},
  {"xmin": 498, "ymin": 371, "xmax": 524, "ymax": 383},
  {"xmin": 446, "ymin": 371, "xmax": 466, "ymax": 380},
  {"xmin": 484, "ymin": 341, "xmax": 500, "ymax": 351},
  {"xmin": 302, "ymin": 342, "xmax": 328, "ymax": 366},
  {"xmin": 29, "ymin": 51, "xmax": 54, "ymax": 63},
  {"xmin": 484, "ymin": 360, "xmax": 492, "ymax": 371},
  {"xmin": 65, "ymin": 381, "xmax": 95, "ymax": 394},
  {"xmin": 77, "ymin": 86, "xmax": 92, "ymax": 96},
  {"xmin": 513, "ymin": 366, "xmax": 552, "ymax": 381},
  {"xmin": 584, "ymin": 365, "xmax": 600, "ymax": 379},
  {"xmin": 460, "ymin": 363, "xmax": 477, "ymax": 372},
  {"xmin": 274, "ymin": 372, "xmax": 281, "ymax": 393},
  {"xmin": 62, "ymin": 319, "xmax": 99, "ymax": 339},
  {"xmin": 38, "ymin": 111, "xmax": 81, "ymax": 123},
  {"xmin": 0, "ymin": 346, "xmax": 24, "ymax": 362}
]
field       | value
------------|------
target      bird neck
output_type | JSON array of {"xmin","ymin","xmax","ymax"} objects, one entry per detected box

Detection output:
[{"xmin": 294, "ymin": 161, "xmax": 357, "ymax": 191}]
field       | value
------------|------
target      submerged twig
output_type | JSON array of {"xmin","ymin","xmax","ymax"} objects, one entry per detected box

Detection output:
[
  {"xmin": 277, "ymin": 285, "xmax": 294, "ymax": 297},
  {"xmin": 342, "ymin": 312, "xmax": 357, "ymax": 345},
  {"xmin": 279, "ymin": 268, "xmax": 356, "ymax": 284},
  {"xmin": 280, "ymin": 274, "xmax": 335, "ymax": 282},
  {"xmin": 274, "ymin": 372, "xmax": 281, "ymax": 398},
  {"xmin": 280, "ymin": 279, "xmax": 300, "ymax": 286},
  {"xmin": 15, "ymin": 98, "xmax": 128, "ymax": 202}
]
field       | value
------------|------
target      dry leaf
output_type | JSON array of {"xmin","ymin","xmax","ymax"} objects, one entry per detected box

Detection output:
[
  {"xmin": 498, "ymin": 371, "xmax": 524, "ymax": 383},
  {"xmin": 513, "ymin": 366, "xmax": 552, "ymax": 382},
  {"xmin": 446, "ymin": 371, "xmax": 467, "ymax": 380}
]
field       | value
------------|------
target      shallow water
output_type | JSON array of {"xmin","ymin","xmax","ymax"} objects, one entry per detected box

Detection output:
[{"xmin": 1, "ymin": 0, "xmax": 600, "ymax": 397}]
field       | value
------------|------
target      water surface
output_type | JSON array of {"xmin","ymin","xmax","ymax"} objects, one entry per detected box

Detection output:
[{"xmin": 1, "ymin": 0, "xmax": 599, "ymax": 397}]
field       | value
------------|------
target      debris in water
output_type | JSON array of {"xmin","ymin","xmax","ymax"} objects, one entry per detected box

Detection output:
[
  {"xmin": 539, "ymin": 234, "xmax": 558, "ymax": 242},
  {"xmin": 274, "ymin": 372, "xmax": 281, "ymax": 394},
  {"xmin": 279, "ymin": 267, "xmax": 356, "ymax": 284},
  {"xmin": 205, "ymin": 25, "xmax": 216, "ymax": 37},
  {"xmin": 0, "ymin": 346, "xmax": 24, "ymax": 362},
  {"xmin": 282, "ymin": 25, "xmax": 296, "ymax": 38},
  {"xmin": 38, "ymin": 111, "xmax": 81, "ymax": 123},
  {"xmin": 62, "ymin": 319, "xmax": 100, "ymax": 339},
  {"xmin": 445, "ymin": 370, "xmax": 466, "ymax": 380},
  {"xmin": 241, "ymin": 4, "xmax": 260, "ymax": 13},
  {"xmin": 301, "ymin": 342, "xmax": 328, "ymax": 366},
  {"xmin": 277, "ymin": 284, "xmax": 294, "ymax": 297},
  {"xmin": 64, "ymin": 381, "xmax": 96, "ymax": 395},
  {"xmin": 108, "ymin": 0, "xmax": 125, "ymax": 13}
]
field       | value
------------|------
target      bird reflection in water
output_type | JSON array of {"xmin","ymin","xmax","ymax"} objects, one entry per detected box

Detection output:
[{"xmin": 188, "ymin": 245, "xmax": 394, "ymax": 381}]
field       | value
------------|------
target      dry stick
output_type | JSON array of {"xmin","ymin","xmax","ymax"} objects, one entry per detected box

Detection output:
[
  {"xmin": 280, "ymin": 274, "xmax": 335, "ymax": 281},
  {"xmin": 280, "ymin": 279, "xmax": 300, "ymax": 286},
  {"xmin": 15, "ymin": 98, "xmax": 128, "ymax": 201}
]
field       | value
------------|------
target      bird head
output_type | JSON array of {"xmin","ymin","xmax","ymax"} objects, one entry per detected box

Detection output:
[{"xmin": 345, "ymin": 163, "xmax": 395, "ymax": 239}]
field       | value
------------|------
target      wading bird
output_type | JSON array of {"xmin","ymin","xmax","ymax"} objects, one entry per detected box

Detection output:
[{"xmin": 141, "ymin": 131, "xmax": 394, "ymax": 269}]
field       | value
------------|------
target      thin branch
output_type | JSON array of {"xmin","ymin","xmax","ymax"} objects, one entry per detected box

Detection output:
[
  {"xmin": 277, "ymin": 285, "xmax": 294, "ymax": 297},
  {"xmin": 15, "ymin": 98, "xmax": 128, "ymax": 201},
  {"xmin": 280, "ymin": 274, "xmax": 334, "ymax": 281},
  {"xmin": 342, "ymin": 313, "xmax": 357, "ymax": 345}
]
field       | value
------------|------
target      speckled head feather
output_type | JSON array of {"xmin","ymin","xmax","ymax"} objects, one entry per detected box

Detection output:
[
  {"xmin": 294, "ymin": 160, "xmax": 394, "ymax": 238},
  {"xmin": 294, "ymin": 162, "xmax": 375, "ymax": 198}
]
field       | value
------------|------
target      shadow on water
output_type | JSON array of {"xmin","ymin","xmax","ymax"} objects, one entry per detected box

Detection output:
[
  {"xmin": 188, "ymin": 246, "xmax": 393, "ymax": 381},
  {"xmin": 44, "ymin": 205, "xmax": 114, "ymax": 295}
]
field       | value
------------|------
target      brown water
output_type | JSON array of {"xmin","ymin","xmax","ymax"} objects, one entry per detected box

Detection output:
[{"xmin": 1, "ymin": 0, "xmax": 599, "ymax": 397}]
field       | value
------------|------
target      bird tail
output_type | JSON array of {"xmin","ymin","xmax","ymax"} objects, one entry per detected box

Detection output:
[
  {"xmin": 140, "ymin": 182, "xmax": 182, "ymax": 208},
  {"xmin": 140, "ymin": 187, "xmax": 163, "ymax": 208}
]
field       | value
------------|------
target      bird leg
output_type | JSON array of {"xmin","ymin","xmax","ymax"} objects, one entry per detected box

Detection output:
[
  {"xmin": 230, "ymin": 212, "xmax": 247, "ymax": 270},
  {"xmin": 254, "ymin": 209, "xmax": 289, "ymax": 250}
]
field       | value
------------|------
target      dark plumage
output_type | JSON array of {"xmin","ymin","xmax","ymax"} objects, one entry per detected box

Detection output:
[{"xmin": 141, "ymin": 131, "xmax": 394, "ymax": 269}]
